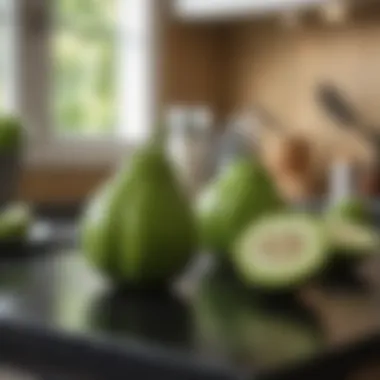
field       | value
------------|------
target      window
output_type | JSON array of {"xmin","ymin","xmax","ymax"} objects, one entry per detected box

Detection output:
[
  {"xmin": 53, "ymin": 0, "xmax": 118, "ymax": 136},
  {"xmin": 0, "ymin": 0, "xmax": 17, "ymax": 114},
  {"xmin": 21, "ymin": 0, "xmax": 158, "ymax": 166}
]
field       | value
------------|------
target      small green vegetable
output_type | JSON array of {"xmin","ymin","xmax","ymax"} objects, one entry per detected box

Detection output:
[
  {"xmin": 0, "ymin": 114, "xmax": 22, "ymax": 152},
  {"xmin": 196, "ymin": 159, "xmax": 283, "ymax": 256},
  {"xmin": 233, "ymin": 214, "xmax": 329, "ymax": 290},
  {"xmin": 81, "ymin": 138, "xmax": 196, "ymax": 286},
  {"xmin": 0, "ymin": 203, "xmax": 31, "ymax": 241}
]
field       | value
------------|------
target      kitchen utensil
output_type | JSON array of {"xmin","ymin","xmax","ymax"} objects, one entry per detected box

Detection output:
[
  {"xmin": 328, "ymin": 159, "xmax": 361, "ymax": 205},
  {"xmin": 317, "ymin": 83, "xmax": 380, "ymax": 147},
  {"xmin": 317, "ymin": 83, "xmax": 380, "ymax": 197},
  {"xmin": 166, "ymin": 105, "xmax": 216, "ymax": 197},
  {"xmin": 216, "ymin": 106, "xmax": 288, "ymax": 171},
  {"xmin": 252, "ymin": 105, "xmax": 323, "ymax": 201},
  {"xmin": 215, "ymin": 112, "xmax": 254, "ymax": 174},
  {"xmin": 188, "ymin": 106, "xmax": 215, "ymax": 191},
  {"xmin": 254, "ymin": 104, "xmax": 289, "ymax": 137},
  {"xmin": 317, "ymin": 84, "xmax": 359, "ymax": 126}
]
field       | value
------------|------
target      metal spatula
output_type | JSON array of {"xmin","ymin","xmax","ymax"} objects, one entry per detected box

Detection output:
[
  {"xmin": 317, "ymin": 83, "xmax": 380, "ymax": 198},
  {"xmin": 317, "ymin": 83, "xmax": 380, "ymax": 150}
]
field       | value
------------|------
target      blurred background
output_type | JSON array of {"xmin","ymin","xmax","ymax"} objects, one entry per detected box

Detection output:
[
  {"xmin": 2, "ymin": 0, "xmax": 380, "ymax": 206},
  {"xmin": 2, "ymin": 1, "xmax": 380, "ymax": 380}
]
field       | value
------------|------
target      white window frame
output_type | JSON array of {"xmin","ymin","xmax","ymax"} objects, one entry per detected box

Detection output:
[
  {"xmin": 18, "ymin": 0, "xmax": 162, "ymax": 168},
  {"xmin": 0, "ymin": 0, "xmax": 19, "ymax": 114},
  {"xmin": 175, "ymin": 0, "xmax": 331, "ymax": 21}
]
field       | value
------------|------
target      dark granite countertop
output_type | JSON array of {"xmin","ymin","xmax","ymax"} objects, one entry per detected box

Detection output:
[{"xmin": 0, "ymin": 205, "xmax": 379, "ymax": 379}]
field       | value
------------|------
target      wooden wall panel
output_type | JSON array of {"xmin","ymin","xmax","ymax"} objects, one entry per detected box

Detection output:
[
  {"xmin": 223, "ymin": 15, "xmax": 380, "ymax": 180},
  {"xmin": 22, "ymin": 4, "xmax": 380, "ymax": 202},
  {"xmin": 162, "ymin": 21, "xmax": 225, "ymax": 113},
  {"xmin": 19, "ymin": 168, "xmax": 110, "ymax": 203},
  {"xmin": 225, "ymin": 19, "xmax": 380, "ymax": 133}
]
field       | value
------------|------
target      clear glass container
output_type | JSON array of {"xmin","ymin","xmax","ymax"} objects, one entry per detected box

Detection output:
[{"xmin": 166, "ymin": 105, "xmax": 214, "ymax": 197}]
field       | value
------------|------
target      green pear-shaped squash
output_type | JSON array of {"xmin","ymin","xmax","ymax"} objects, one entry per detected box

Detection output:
[
  {"xmin": 196, "ymin": 158, "xmax": 284, "ymax": 256},
  {"xmin": 81, "ymin": 142, "xmax": 197, "ymax": 287},
  {"xmin": 81, "ymin": 182, "xmax": 119, "ymax": 277}
]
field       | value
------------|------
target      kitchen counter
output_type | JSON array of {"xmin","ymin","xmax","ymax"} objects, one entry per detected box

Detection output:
[{"xmin": 0, "ymin": 210, "xmax": 379, "ymax": 379}]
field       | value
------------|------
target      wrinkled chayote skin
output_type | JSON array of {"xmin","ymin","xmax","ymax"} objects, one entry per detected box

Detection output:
[
  {"xmin": 82, "ymin": 143, "xmax": 197, "ymax": 286},
  {"xmin": 197, "ymin": 159, "xmax": 284, "ymax": 256}
]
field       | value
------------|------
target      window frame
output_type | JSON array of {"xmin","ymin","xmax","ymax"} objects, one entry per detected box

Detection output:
[
  {"xmin": 0, "ymin": 0, "xmax": 18, "ymax": 114},
  {"xmin": 175, "ymin": 0, "xmax": 330, "ymax": 20},
  {"xmin": 18, "ymin": 0, "xmax": 162, "ymax": 168}
]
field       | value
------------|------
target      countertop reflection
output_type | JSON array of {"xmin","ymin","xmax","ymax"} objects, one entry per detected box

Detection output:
[{"xmin": 0, "ymin": 245, "xmax": 379, "ymax": 378}]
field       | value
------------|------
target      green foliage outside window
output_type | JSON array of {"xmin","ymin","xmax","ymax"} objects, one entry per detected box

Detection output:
[{"xmin": 53, "ymin": 0, "xmax": 117, "ymax": 135}]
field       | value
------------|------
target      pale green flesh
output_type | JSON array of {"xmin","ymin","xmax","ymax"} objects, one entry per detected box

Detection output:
[
  {"xmin": 0, "ymin": 204, "xmax": 31, "ymax": 239},
  {"xmin": 331, "ymin": 222, "xmax": 379, "ymax": 254},
  {"xmin": 236, "ymin": 216, "xmax": 326, "ymax": 288}
]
